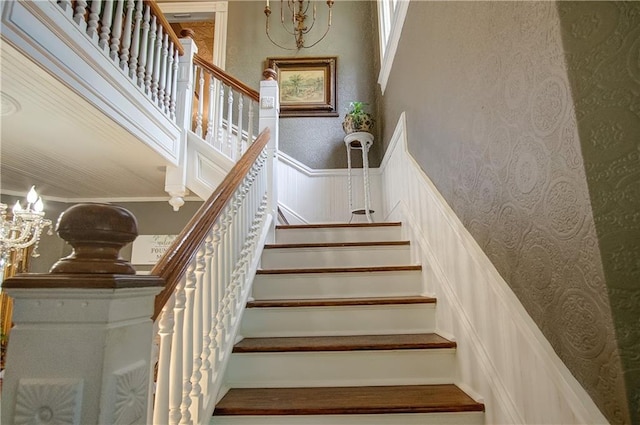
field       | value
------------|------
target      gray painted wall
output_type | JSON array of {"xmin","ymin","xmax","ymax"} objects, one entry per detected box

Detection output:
[
  {"xmin": 381, "ymin": 2, "xmax": 634, "ymax": 423},
  {"xmin": 226, "ymin": 1, "xmax": 381, "ymax": 169}
]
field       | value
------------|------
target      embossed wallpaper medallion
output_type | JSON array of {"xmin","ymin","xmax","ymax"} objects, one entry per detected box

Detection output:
[{"xmin": 382, "ymin": 1, "xmax": 637, "ymax": 423}]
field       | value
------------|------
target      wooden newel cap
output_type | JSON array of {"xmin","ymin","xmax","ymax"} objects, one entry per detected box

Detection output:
[
  {"xmin": 180, "ymin": 28, "xmax": 195, "ymax": 39},
  {"xmin": 50, "ymin": 203, "xmax": 138, "ymax": 275},
  {"xmin": 263, "ymin": 68, "xmax": 277, "ymax": 81}
]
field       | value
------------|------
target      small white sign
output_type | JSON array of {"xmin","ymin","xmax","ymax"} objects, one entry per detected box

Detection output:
[{"xmin": 131, "ymin": 235, "xmax": 177, "ymax": 265}]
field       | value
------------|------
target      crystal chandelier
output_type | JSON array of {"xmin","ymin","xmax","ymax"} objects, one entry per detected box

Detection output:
[
  {"xmin": 264, "ymin": 0, "xmax": 334, "ymax": 50},
  {"xmin": 0, "ymin": 187, "xmax": 53, "ymax": 283}
]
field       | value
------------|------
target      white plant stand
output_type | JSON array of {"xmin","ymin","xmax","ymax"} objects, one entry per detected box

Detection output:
[{"xmin": 344, "ymin": 131, "xmax": 374, "ymax": 223}]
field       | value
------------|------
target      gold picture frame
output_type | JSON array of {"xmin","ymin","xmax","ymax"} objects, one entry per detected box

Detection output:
[{"xmin": 267, "ymin": 56, "xmax": 338, "ymax": 117}]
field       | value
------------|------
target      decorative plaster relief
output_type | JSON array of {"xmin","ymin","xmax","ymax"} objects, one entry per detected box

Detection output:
[
  {"xmin": 112, "ymin": 361, "xmax": 149, "ymax": 425},
  {"xmin": 14, "ymin": 379, "xmax": 83, "ymax": 425}
]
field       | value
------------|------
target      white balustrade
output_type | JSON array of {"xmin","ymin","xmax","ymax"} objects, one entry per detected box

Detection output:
[
  {"xmin": 55, "ymin": 0, "xmax": 179, "ymax": 121},
  {"xmin": 150, "ymin": 143, "xmax": 272, "ymax": 423},
  {"xmin": 192, "ymin": 62, "xmax": 260, "ymax": 162}
]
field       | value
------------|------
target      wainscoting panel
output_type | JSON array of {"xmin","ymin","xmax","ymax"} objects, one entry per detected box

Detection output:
[
  {"xmin": 379, "ymin": 113, "xmax": 607, "ymax": 425},
  {"xmin": 276, "ymin": 153, "xmax": 382, "ymax": 224}
]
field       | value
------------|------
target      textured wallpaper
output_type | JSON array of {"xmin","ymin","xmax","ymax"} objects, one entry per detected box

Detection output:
[
  {"xmin": 382, "ymin": 2, "xmax": 631, "ymax": 423},
  {"xmin": 225, "ymin": 1, "xmax": 382, "ymax": 169},
  {"xmin": 558, "ymin": 2, "xmax": 640, "ymax": 423}
]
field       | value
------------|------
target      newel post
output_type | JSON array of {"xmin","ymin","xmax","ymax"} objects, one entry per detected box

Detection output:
[
  {"xmin": 165, "ymin": 29, "xmax": 198, "ymax": 211},
  {"xmin": 259, "ymin": 68, "xmax": 280, "ymax": 242},
  {"xmin": 1, "ymin": 204, "xmax": 164, "ymax": 425}
]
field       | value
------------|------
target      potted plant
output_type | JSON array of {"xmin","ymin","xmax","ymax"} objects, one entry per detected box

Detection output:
[{"xmin": 342, "ymin": 101, "xmax": 374, "ymax": 134}]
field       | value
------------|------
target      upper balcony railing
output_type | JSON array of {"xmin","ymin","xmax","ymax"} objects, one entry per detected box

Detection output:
[{"xmin": 59, "ymin": 0, "xmax": 183, "ymax": 121}]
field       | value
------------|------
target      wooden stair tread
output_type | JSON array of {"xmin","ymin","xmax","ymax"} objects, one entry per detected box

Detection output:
[
  {"xmin": 276, "ymin": 222, "xmax": 401, "ymax": 230},
  {"xmin": 257, "ymin": 265, "xmax": 422, "ymax": 275},
  {"xmin": 233, "ymin": 333, "xmax": 455, "ymax": 353},
  {"xmin": 214, "ymin": 384, "xmax": 485, "ymax": 416},
  {"xmin": 264, "ymin": 241, "xmax": 410, "ymax": 249},
  {"xmin": 247, "ymin": 296, "xmax": 437, "ymax": 308}
]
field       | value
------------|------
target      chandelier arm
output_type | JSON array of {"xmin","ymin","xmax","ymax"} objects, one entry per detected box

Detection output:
[
  {"xmin": 299, "ymin": 9, "xmax": 331, "ymax": 49},
  {"xmin": 265, "ymin": 26, "xmax": 299, "ymax": 50}
]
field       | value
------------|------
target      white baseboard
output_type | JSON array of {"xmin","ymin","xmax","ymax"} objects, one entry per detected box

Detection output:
[{"xmin": 379, "ymin": 112, "xmax": 608, "ymax": 425}]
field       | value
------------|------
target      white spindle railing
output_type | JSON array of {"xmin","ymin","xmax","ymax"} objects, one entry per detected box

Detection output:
[
  {"xmin": 55, "ymin": 0, "xmax": 182, "ymax": 122},
  {"xmin": 150, "ymin": 129, "xmax": 271, "ymax": 423},
  {"xmin": 192, "ymin": 57, "xmax": 261, "ymax": 162}
]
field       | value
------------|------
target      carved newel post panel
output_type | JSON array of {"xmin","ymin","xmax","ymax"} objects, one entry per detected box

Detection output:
[{"xmin": 1, "ymin": 204, "xmax": 164, "ymax": 425}]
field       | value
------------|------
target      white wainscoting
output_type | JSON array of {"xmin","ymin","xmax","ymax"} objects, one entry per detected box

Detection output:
[
  {"xmin": 276, "ymin": 153, "xmax": 383, "ymax": 224},
  {"xmin": 379, "ymin": 113, "xmax": 608, "ymax": 425}
]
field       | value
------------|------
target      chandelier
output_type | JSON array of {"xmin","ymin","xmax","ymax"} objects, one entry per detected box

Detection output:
[
  {"xmin": 264, "ymin": 0, "xmax": 335, "ymax": 50},
  {"xmin": 0, "ymin": 187, "xmax": 53, "ymax": 283}
]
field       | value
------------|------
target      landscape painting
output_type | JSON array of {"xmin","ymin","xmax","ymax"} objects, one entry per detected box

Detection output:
[{"xmin": 267, "ymin": 56, "xmax": 338, "ymax": 117}]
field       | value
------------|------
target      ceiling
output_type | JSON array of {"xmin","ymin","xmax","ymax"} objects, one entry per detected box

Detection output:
[{"xmin": 0, "ymin": 39, "xmax": 173, "ymax": 202}]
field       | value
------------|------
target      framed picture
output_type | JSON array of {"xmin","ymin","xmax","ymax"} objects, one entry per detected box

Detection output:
[{"xmin": 267, "ymin": 56, "xmax": 338, "ymax": 117}]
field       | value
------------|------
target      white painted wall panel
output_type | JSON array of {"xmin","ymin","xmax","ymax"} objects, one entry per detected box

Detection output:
[
  {"xmin": 379, "ymin": 113, "xmax": 608, "ymax": 425},
  {"xmin": 276, "ymin": 153, "xmax": 383, "ymax": 224}
]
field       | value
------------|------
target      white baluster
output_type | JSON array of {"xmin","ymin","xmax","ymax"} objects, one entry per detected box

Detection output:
[
  {"xmin": 247, "ymin": 100, "xmax": 255, "ymax": 144},
  {"xmin": 216, "ymin": 206, "xmax": 231, "ymax": 352},
  {"xmin": 119, "ymin": 0, "xmax": 134, "ymax": 71},
  {"xmin": 164, "ymin": 42, "xmax": 175, "ymax": 114},
  {"xmin": 99, "ymin": 0, "xmax": 114, "ymax": 52},
  {"xmin": 180, "ymin": 262, "xmax": 196, "ymax": 425},
  {"xmin": 137, "ymin": 5, "xmax": 150, "ymax": 87},
  {"xmin": 110, "ymin": 0, "xmax": 124, "ymax": 61},
  {"xmin": 128, "ymin": 0, "xmax": 142, "ymax": 79},
  {"xmin": 73, "ymin": 0, "xmax": 88, "ymax": 27},
  {"xmin": 87, "ymin": 0, "xmax": 101, "ymax": 40},
  {"xmin": 153, "ymin": 293, "xmax": 176, "ymax": 425},
  {"xmin": 226, "ymin": 89, "xmax": 235, "ymax": 158},
  {"xmin": 168, "ymin": 275, "xmax": 186, "ymax": 425},
  {"xmin": 210, "ymin": 223, "xmax": 223, "ymax": 371},
  {"xmin": 145, "ymin": 16, "xmax": 156, "ymax": 95},
  {"xmin": 151, "ymin": 24, "xmax": 163, "ymax": 101},
  {"xmin": 205, "ymin": 74, "xmax": 215, "ymax": 143},
  {"xmin": 216, "ymin": 84, "xmax": 225, "ymax": 151},
  {"xmin": 225, "ymin": 193, "xmax": 241, "ymax": 325},
  {"xmin": 73, "ymin": 0, "xmax": 88, "ymax": 31},
  {"xmin": 190, "ymin": 245, "xmax": 205, "ymax": 423},
  {"xmin": 195, "ymin": 67, "xmax": 205, "ymax": 137},
  {"xmin": 236, "ymin": 95, "xmax": 244, "ymax": 159},
  {"xmin": 158, "ymin": 32, "xmax": 169, "ymax": 109},
  {"xmin": 170, "ymin": 49, "xmax": 179, "ymax": 120},
  {"xmin": 201, "ymin": 233, "xmax": 214, "ymax": 398}
]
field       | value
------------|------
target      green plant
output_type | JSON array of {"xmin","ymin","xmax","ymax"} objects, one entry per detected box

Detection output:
[{"xmin": 342, "ymin": 101, "xmax": 374, "ymax": 134}]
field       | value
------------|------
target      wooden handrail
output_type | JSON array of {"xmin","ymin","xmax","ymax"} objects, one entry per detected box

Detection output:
[
  {"xmin": 146, "ymin": 0, "xmax": 185, "ymax": 56},
  {"xmin": 194, "ymin": 55, "xmax": 260, "ymax": 102},
  {"xmin": 151, "ymin": 127, "xmax": 270, "ymax": 320}
]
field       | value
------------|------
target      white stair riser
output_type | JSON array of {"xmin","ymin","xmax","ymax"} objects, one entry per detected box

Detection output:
[
  {"xmin": 252, "ymin": 270, "xmax": 423, "ymax": 300},
  {"xmin": 225, "ymin": 349, "xmax": 457, "ymax": 388},
  {"xmin": 275, "ymin": 226, "xmax": 403, "ymax": 244},
  {"xmin": 261, "ymin": 245, "xmax": 412, "ymax": 269},
  {"xmin": 240, "ymin": 304, "xmax": 436, "ymax": 337},
  {"xmin": 212, "ymin": 412, "xmax": 484, "ymax": 425}
]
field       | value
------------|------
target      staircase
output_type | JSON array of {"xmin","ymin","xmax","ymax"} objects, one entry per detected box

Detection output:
[{"xmin": 212, "ymin": 222, "xmax": 484, "ymax": 424}]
